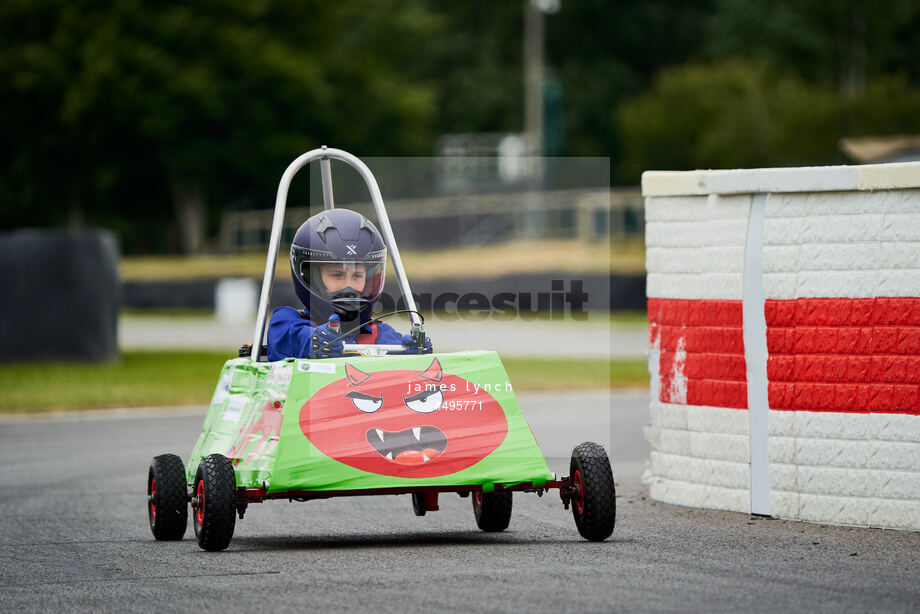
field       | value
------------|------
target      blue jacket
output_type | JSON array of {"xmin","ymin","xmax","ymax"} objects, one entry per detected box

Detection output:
[{"xmin": 266, "ymin": 306, "xmax": 403, "ymax": 361}]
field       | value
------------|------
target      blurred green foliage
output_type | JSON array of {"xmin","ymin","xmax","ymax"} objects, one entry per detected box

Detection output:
[
  {"xmin": 1, "ymin": 0, "xmax": 918, "ymax": 251},
  {"xmin": 617, "ymin": 62, "xmax": 920, "ymax": 180},
  {"xmin": 0, "ymin": 0, "xmax": 436, "ymax": 250},
  {"xmin": 615, "ymin": 0, "xmax": 920, "ymax": 181}
]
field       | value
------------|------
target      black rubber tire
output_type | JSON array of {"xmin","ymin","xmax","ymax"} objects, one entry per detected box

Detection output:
[
  {"xmin": 472, "ymin": 490, "xmax": 512, "ymax": 532},
  {"xmin": 570, "ymin": 442, "xmax": 616, "ymax": 541},
  {"xmin": 148, "ymin": 454, "xmax": 189, "ymax": 540},
  {"xmin": 192, "ymin": 454, "xmax": 237, "ymax": 552},
  {"xmin": 412, "ymin": 492, "xmax": 427, "ymax": 517}
]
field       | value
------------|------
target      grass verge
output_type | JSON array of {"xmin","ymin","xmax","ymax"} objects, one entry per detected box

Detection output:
[
  {"xmin": 0, "ymin": 352, "xmax": 648, "ymax": 413},
  {"xmin": 0, "ymin": 351, "xmax": 229, "ymax": 413},
  {"xmin": 503, "ymin": 358, "xmax": 647, "ymax": 392}
]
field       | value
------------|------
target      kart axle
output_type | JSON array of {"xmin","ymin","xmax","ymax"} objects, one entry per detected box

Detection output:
[{"xmin": 239, "ymin": 479, "xmax": 573, "ymax": 504}]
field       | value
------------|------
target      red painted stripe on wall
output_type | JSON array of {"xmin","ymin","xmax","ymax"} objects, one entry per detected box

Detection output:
[
  {"xmin": 766, "ymin": 297, "xmax": 920, "ymax": 415},
  {"xmin": 648, "ymin": 298, "xmax": 747, "ymax": 409}
]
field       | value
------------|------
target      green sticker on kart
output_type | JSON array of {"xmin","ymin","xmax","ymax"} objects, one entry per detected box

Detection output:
[{"xmin": 187, "ymin": 351, "xmax": 553, "ymax": 492}]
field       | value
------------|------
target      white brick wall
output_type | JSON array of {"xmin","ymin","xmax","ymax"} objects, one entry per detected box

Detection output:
[
  {"xmin": 762, "ymin": 190, "xmax": 920, "ymax": 298},
  {"xmin": 645, "ymin": 404, "xmax": 752, "ymax": 513},
  {"xmin": 643, "ymin": 163, "xmax": 920, "ymax": 531},
  {"xmin": 644, "ymin": 190, "xmax": 751, "ymax": 513},
  {"xmin": 645, "ymin": 194, "xmax": 750, "ymax": 300}
]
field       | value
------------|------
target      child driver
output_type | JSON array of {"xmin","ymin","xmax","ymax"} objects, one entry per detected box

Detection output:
[{"xmin": 267, "ymin": 209, "xmax": 428, "ymax": 360}]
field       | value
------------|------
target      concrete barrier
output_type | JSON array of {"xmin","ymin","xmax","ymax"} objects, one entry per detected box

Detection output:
[{"xmin": 642, "ymin": 162, "xmax": 920, "ymax": 531}]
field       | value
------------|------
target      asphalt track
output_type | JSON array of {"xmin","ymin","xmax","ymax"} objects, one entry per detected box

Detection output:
[{"xmin": 1, "ymin": 392, "xmax": 918, "ymax": 613}]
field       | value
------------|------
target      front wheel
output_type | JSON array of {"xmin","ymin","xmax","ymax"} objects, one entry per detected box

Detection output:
[
  {"xmin": 192, "ymin": 454, "xmax": 237, "ymax": 552},
  {"xmin": 472, "ymin": 490, "xmax": 512, "ymax": 532},
  {"xmin": 147, "ymin": 454, "xmax": 188, "ymax": 540},
  {"xmin": 570, "ymin": 442, "xmax": 616, "ymax": 541}
]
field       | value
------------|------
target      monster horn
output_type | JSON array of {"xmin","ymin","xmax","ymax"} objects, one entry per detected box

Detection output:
[
  {"xmin": 419, "ymin": 357, "xmax": 443, "ymax": 383},
  {"xmin": 345, "ymin": 363, "xmax": 372, "ymax": 386}
]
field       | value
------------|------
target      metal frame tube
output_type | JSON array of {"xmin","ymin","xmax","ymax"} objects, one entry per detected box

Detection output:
[
  {"xmin": 320, "ymin": 148, "xmax": 335, "ymax": 210},
  {"xmin": 250, "ymin": 147, "xmax": 420, "ymax": 361},
  {"xmin": 243, "ymin": 480, "xmax": 568, "ymax": 502}
]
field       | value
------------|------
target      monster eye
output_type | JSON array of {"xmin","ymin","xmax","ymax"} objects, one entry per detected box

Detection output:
[
  {"xmin": 403, "ymin": 389, "xmax": 443, "ymax": 414},
  {"xmin": 345, "ymin": 391, "xmax": 383, "ymax": 413}
]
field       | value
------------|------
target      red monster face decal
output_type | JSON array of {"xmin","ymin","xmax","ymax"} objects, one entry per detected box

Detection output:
[{"xmin": 300, "ymin": 358, "xmax": 508, "ymax": 478}]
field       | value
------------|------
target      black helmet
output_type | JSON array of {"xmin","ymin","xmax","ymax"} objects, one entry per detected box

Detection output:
[{"xmin": 290, "ymin": 208, "xmax": 387, "ymax": 330}]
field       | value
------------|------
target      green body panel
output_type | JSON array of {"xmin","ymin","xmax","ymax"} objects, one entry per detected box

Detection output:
[{"xmin": 186, "ymin": 351, "xmax": 553, "ymax": 492}]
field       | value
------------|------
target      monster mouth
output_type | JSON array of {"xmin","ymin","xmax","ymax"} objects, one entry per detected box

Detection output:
[{"xmin": 365, "ymin": 426, "xmax": 448, "ymax": 465}]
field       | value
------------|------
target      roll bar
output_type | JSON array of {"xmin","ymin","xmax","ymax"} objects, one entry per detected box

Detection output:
[{"xmin": 250, "ymin": 147, "xmax": 421, "ymax": 361}]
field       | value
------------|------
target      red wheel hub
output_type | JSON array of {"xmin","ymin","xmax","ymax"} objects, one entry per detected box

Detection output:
[
  {"xmin": 150, "ymin": 477, "xmax": 157, "ymax": 520},
  {"xmin": 473, "ymin": 491, "xmax": 483, "ymax": 507},
  {"xmin": 573, "ymin": 470, "xmax": 585, "ymax": 515},
  {"xmin": 196, "ymin": 481, "xmax": 205, "ymax": 526}
]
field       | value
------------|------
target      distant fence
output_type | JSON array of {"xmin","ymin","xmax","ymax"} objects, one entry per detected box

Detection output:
[{"xmin": 218, "ymin": 188, "xmax": 643, "ymax": 252}]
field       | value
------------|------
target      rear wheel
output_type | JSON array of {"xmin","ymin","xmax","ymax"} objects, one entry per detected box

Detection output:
[
  {"xmin": 472, "ymin": 490, "xmax": 512, "ymax": 532},
  {"xmin": 570, "ymin": 442, "xmax": 616, "ymax": 541},
  {"xmin": 192, "ymin": 454, "xmax": 237, "ymax": 552},
  {"xmin": 147, "ymin": 454, "xmax": 188, "ymax": 541}
]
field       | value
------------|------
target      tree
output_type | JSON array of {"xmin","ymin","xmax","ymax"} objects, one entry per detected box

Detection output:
[
  {"xmin": 702, "ymin": 0, "xmax": 920, "ymax": 94},
  {"xmin": 547, "ymin": 0, "xmax": 715, "ymax": 163},
  {"xmin": 615, "ymin": 59, "xmax": 920, "ymax": 181},
  {"xmin": 0, "ymin": 0, "xmax": 437, "ymax": 252},
  {"xmin": 615, "ymin": 61, "xmax": 840, "ymax": 180}
]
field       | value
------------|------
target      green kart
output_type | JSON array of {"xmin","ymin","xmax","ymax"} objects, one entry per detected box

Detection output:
[{"xmin": 145, "ymin": 148, "xmax": 616, "ymax": 551}]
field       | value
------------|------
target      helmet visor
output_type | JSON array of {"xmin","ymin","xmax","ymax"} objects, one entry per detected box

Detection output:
[{"xmin": 297, "ymin": 258, "xmax": 386, "ymax": 302}]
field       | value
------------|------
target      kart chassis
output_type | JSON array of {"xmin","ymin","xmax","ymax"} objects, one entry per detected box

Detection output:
[
  {"xmin": 224, "ymin": 480, "xmax": 583, "ymax": 519},
  {"xmin": 147, "ymin": 147, "xmax": 616, "ymax": 550}
]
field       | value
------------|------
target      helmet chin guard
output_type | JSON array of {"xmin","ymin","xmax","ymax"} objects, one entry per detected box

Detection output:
[{"xmin": 328, "ymin": 295, "xmax": 363, "ymax": 331}]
